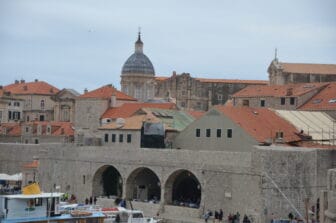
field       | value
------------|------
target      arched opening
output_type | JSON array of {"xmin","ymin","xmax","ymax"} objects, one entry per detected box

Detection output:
[
  {"xmin": 165, "ymin": 170, "xmax": 201, "ymax": 208},
  {"xmin": 126, "ymin": 167, "xmax": 161, "ymax": 203},
  {"xmin": 92, "ymin": 165, "xmax": 122, "ymax": 198}
]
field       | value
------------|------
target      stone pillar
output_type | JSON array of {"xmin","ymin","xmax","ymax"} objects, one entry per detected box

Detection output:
[{"xmin": 325, "ymin": 169, "xmax": 336, "ymax": 223}]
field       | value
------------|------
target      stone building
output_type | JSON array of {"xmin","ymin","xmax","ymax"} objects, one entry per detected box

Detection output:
[
  {"xmin": 0, "ymin": 121, "xmax": 74, "ymax": 144},
  {"xmin": 74, "ymin": 84, "xmax": 137, "ymax": 144},
  {"xmin": 120, "ymin": 32, "xmax": 156, "ymax": 102},
  {"xmin": 52, "ymin": 88, "xmax": 80, "ymax": 122},
  {"xmin": 231, "ymin": 82, "xmax": 327, "ymax": 110},
  {"xmin": 4, "ymin": 79, "xmax": 60, "ymax": 122},
  {"xmin": 120, "ymin": 32, "xmax": 268, "ymax": 111},
  {"xmin": 268, "ymin": 58, "xmax": 336, "ymax": 85},
  {"xmin": 155, "ymin": 73, "xmax": 268, "ymax": 111},
  {"xmin": 99, "ymin": 107, "xmax": 195, "ymax": 149},
  {"xmin": 0, "ymin": 87, "xmax": 24, "ymax": 123}
]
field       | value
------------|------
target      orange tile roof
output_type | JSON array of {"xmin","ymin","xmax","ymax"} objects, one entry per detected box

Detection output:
[
  {"xmin": 187, "ymin": 110, "xmax": 205, "ymax": 119},
  {"xmin": 299, "ymin": 83, "xmax": 336, "ymax": 111},
  {"xmin": 101, "ymin": 102, "xmax": 177, "ymax": 119},
  {"xmin": 100, "ymin": 115, "xmax": 147, "ymax": 130},
  {"xmin": 78, "ymin": 85, "xmax": 136, "ymax": 101},
  {"xmin": 0, "ymin": 123, "xmax": 21, "ymax": 136},
  {"xmin": 196, "ymin": 78, "xmax": 268, "ymax": 85},
  {"xmin": 23, "ymin": 160, "xmax": 39, "ymax": 168},
  {"xmin": 279, "ymin": 62, "xmax": 336, "ymax": 75},
  {"xmin": 4, "ymin": 81, "xmax": 59, "ymax": 95},
  {"xmin": 233, "ymin": 82, "xmax": 327, "ymax": 98},
  {"xmin": 155, "ymin": 76, "xmax": 169, "ymax": 81},
  {"xmin": 214, "ymin": 106, "xmax": 301, "ymax": 143}
]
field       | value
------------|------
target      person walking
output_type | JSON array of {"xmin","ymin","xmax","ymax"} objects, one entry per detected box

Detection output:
[
  {"xmin": 204, "ymin": 210, "xmax": 211, "ymax": 223},
  {"xmin": 218, "ymin": 209, "xmax": 223, "ymax": 223}
]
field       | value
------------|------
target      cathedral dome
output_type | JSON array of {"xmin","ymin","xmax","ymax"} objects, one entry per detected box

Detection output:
[{"xmin": 121, "ymin": 32, "xmax": 155, "ymax": 76}]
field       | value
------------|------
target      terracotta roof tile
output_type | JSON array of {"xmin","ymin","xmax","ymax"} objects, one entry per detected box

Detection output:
[
  {"xmin": 279, "ymin": 62, "xmax": 336, "ymax": 75},
  {"xmin": 4, "ymin": 81, "xmax": 59, "ymax": 95},
  {"xmin": 195, "ymin": 78, "xmax": 268, "ymax": 85},
  {"xmin": 214, "ymin": 106, "xmax": 301, "ymax": 143},
  {"xmin": 0, "ymin": 123, "xmax": 21, "ymax": 136},
  {"xmin": 101, "ymin": 102, "xmax": 177, "ymax": 119},
  {"xmin": 155, "ymin": 76, "xmax": 169, "ymax": 81},
  {"xmin": 299, "ymin": 83, "xmax": 336, "ymax": 111},
  {"xmin": 100, "ymin": 115, "xmax": 147, "ymax": 130},
  {"xmin": 78, "ymin": 85, "xmax": 137, "ymax": 101},
  {"xmin": 233, "ymin": 82, "xmax": 327, "ymax": 98},
  {"xmin": 23, "ymin": 160, "xmax": 39, "ymax": 168},
  {"xmin": 187, "ymin": 110, "xmax": 205, "ymax": 119}
]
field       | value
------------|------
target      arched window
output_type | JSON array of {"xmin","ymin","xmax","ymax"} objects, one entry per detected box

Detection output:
[{"xmin": 40, "ymin": 100, "xmax": 45, "ymax": 110}]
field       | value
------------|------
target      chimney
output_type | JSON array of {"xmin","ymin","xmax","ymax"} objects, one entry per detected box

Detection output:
[
  {"xmin": 110, "ymin": 93, "xmax": 117, "ymax": 107},
  {"xmin": 286, "ymin": 88, "xmax": 293, "ymax": 96},
  {"xmin": 15, "ymin": 80, "xmax": 19, "ymax": 84},
  {"xmin": 35, "ymin": 79, "xmax": 38, "ymax": 82},
  {"xmin": 172, "ymin": 71, "xmax": 177, "ymax": 77},
  {"xmin": 20, "ymin": 79, "xmax": 25, "ymax": 84},
  {"xmin": 84, "ymin": 88, "xmax": 88, "ymax": 94},
  {"xmin": 0, "ymin": 85, "xmax": 3, "ymax": 89}
]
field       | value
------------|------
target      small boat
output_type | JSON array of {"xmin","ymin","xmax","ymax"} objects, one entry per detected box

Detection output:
[{"xmin": 101, "ymin": 206, "xmax": 161, "ymax": 223}]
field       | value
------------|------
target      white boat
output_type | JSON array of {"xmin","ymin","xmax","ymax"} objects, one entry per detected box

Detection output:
[{"xmin": 101, "ymin": 207, "xmax": 160, "ymax": 223}]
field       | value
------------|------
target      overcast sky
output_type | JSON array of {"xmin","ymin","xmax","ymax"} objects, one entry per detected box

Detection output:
[{"xmin": 0, "ymin": 0, "xmax": 335, "ymax": 93}]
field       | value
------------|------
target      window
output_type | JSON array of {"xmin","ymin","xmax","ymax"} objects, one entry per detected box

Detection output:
[
  {"xmin": 260, "ymin": 100, "xmax": 265, "ymax": 107},
  {"xmin": 47, "ymin": 126, "xmax": 51, "ymax": 134},
  {"xmin": 0, "ymin": 111, "xmax": 2, "ymax": 122},
  {"xmin": 196, "ymin": 129, "xmax": 200, "ymax": 137},
  {"xmin": 217, "ymin": 95, "xmax": 223, "ymax": 101},
  {"xmin": 217, "ymin": 129, "xmax": 222, "ymax": 138},
  {"xmin": 13, "ymin": 112, "xmax": 20, "ymax": 120},
  {"xmin": 14, "ymin": 102, "xmax": 20, "ymax": 107},
  {"xmin": 40, "ymin": 100, "xmax": 45, "ymax": 109},
  {"xmin": 112, "ymin": 134, "xmax": 116, "ymax": 142},
  {"xmin": 206, "ymin": 129, "xmax": 211, "ymax": 137},
  {"xmin": 8, "ymin": 111, "xmax": 12, "ymax": 120},
  {"xmin": 242, "ymin": 100, "xmax": 249, "ymax": 107},
  {"xmin": 39, "ymin": 115, "xmax": 44, "ymax": 121},
  {"xmin": 276, "ymin": 131, "xmax": 284, "ymax": 138},
  {"xmin": 227, "ymin": 129, "xmax": 232, "ymax": 138},
  {"xmin": 280, "ymin": 97, "xmax": 285, "ymax": 105},
  {"xmin": 34, "ymin": 139, "xmax": 39, "ymax": 144},
  {"xmin": 290, "ymin": 97, "xmax": 295, "ymax": 105},
  {"xmin": 127, "ymin": 134, "xmax": 132, "ymax": 143},
  {"xmin": 83, "ymin": 175, "xmax": 86, "ymax": 184},
  {"xmin": 25, "ymin": 127, "xmax": 29, "ymax": 133},
  {"xmin": 26, "ymin": 116, "xmax": 30, "ymax": 122},
  {"xmin": 181, "ymin": 102, "xmax": 186, "ymax": 107},
  {"xmin": 104, "ymin": 134, "xmax": 109, "ymax": 142},
  {"xmin": 119, "ymin": 134, "xmax": 123, "ymax": 143}
]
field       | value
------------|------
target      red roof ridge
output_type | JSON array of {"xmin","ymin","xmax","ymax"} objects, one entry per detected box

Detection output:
[
  {"xmin": 4, "ymin": 80, "xmax": 59, "ymax": 95},
  {"xmin": 78, "ymin": 84, "xmax": 136, "ymax": 101}
]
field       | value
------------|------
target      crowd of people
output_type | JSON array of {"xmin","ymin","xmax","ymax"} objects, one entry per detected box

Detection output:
[{"xmin": 204, "ymin": 210, "xmax": 252, "ymax": 223}]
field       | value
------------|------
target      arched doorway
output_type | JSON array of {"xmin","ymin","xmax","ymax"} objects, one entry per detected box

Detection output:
[
  {"xmin": 126, "ymin": 167, "xmax": 161, "ymax": 203},
  {"xmin": 165, "ymin": 170, "xmax": 201, "ymax": 208},
  {"xmin": 92, "ymin": 165, "xmax": 123, "ymax": 197}
]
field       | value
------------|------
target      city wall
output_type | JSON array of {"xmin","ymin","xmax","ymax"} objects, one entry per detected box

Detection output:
[{"xmin": 0, "ymin": 143, "xmax": 334, "ymax": 222}]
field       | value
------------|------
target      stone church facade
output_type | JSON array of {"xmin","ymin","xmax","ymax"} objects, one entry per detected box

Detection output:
[
  {"xmin": 268, "ymin": 58, "xmax": 336, "ymax": 85},
  {"xmin": 120, "ymin": 32, "xmax": 156, "ymax": 102},
  {"xmin": 120, "ymin": 33, "xmax": 268, "ymax": 110}
]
